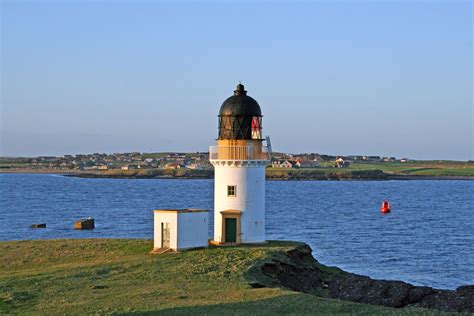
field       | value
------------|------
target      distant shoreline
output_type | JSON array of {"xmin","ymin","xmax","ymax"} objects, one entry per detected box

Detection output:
[{"xmin": 1, "ymin": 169, "xmax": 473, "ymax": 180}]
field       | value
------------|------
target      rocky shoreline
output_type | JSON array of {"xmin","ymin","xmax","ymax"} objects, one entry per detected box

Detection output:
[
  {"xmin": 1, "ymin": 169, "xmax": 473, "ymax": 181},
  {"xmin": 66, "ymin": 170, "xmax": 391, "ymax": 180},
  {"xmin": 46, "ymin": 171, "xmax": 474, "ymax": 181},
  {"xmin": 54, "ymin": 172, "xmax": 474, "ymax": 181},
  {"xmin": 246, "ymin": 243, "xmax": 474, "ymax": 313}
]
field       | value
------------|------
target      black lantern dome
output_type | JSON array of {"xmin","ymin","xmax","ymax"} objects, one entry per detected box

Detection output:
[
  {"xmin": 218, "ymin": 84, "xmax": 263, "ymax": 140},
  {"xmin": 219, "ymin": 84, "xmax": 262, "ymax": 116}
]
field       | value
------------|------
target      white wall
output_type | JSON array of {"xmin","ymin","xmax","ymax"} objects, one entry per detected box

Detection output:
[
  {"xmin": 154, "ymin": 211, "xmax": 209, "ymax": 251},
  {"xmin": 214, "ymin": 163, "xmax": 266, "ymax": 243},
  {"xmin": 153, "ymin": 212, "xmax": 178, "ymax": 250},
  {"xmin": 177, "ymin": 212, "xmax": 209, "ymax": 250}
]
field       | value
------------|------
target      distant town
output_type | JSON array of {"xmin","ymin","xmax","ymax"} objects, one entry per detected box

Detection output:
[{"xmin": 0, "ymin": 152, "xmax": 414, "ymax": 172}]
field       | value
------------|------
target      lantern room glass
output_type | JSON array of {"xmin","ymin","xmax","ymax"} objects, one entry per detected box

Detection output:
[{"xmin": 218, "ymin": 116, "xmax": 262, "ymax": 140}]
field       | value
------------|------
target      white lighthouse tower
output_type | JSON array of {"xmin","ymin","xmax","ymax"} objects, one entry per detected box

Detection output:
[{"xmin": 210, "ymin": 84, "xmax": 270, "ymax": 244}]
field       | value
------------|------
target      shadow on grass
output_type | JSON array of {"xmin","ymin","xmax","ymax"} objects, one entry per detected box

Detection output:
[{"xmin": 123, "ymin": 294, "xmax": 442, "ymax": 316}]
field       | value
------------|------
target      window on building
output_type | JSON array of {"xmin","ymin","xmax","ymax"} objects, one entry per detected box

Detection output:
[
  {"xmin": 251, "ymin": 116, "xmax": 262, "ymax": 139},
  {"xmin": 227, "ymin": 185, "xmax": 236, "ymax": 197}
]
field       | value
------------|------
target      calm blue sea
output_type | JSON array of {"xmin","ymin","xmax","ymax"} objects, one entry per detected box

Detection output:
[{"xmin": 0, "ymin": 174, "xmax": 473, "ymax": 289}]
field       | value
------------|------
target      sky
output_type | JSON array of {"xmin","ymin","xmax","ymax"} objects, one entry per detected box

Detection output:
[{"xmin": 1, "ymin": 0, "xmax": 472, "ymax": 160}]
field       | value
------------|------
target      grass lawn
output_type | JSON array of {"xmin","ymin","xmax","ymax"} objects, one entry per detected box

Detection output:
[
  {"xmin": 270, "ymin": 161, "xmax": 474, "ymax": 177},
  {"xmin": 348, "ymin": 161, "xmax": 474, "ymax": 176},
  {"xmin": 0, "ymin": 239, "xmax": 449, "ymax": 315}
]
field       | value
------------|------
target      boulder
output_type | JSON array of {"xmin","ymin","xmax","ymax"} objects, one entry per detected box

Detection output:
[
  {"xmin": 74, "ymin": 218, "xmax": 94, "ymax": 229},
  {"xmin": 30, "ymin": 223, "xmax": 46, "ymax": 228}
]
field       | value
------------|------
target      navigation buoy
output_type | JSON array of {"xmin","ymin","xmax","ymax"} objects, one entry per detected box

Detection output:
[{"xmin": 380, "ymin": 200, "xmax": 391, "ymax": 214}]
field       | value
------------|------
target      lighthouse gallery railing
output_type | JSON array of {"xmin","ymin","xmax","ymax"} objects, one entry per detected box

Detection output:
[{"xmin": 209, "ymin": 145, "xmax": 270, "ymax": 161}]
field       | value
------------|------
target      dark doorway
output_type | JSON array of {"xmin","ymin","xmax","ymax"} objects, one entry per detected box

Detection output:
[
  {"xmin": 225, "ymin": 218, "xmax": 237, "ymax": 243},
  {"xmin": 161, "ymin": 222, "xmax": 170, "ymax": 248}
]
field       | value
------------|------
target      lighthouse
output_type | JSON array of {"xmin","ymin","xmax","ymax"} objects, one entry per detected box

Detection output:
[{"xmin": 210, "ymin": 84, "xmax": 270, "ymax": 244}]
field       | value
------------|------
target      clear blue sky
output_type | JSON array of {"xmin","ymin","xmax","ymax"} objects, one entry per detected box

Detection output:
[{"xmin": 1, "ymin": 0, "xmax": 472, "ymax": 160}]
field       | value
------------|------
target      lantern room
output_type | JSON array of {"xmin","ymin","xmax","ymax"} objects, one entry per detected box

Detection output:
[
  {"xmin": 218, "ymin": 84, "xmax": 263, "ymax": 140},
  {"xmin": 210, "ymin": 84, "xmax": 269, "ymax": 161}
]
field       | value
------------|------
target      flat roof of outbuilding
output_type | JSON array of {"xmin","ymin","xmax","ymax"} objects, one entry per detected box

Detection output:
[{"xmin": 153, "ymin": 209, "xmax": 208, "ymax": 213}]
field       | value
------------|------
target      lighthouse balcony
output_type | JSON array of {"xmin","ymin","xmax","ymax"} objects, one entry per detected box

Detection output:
[{"xmin": 209, "ymin": 145, "xmax": 270, "ymax": 162}]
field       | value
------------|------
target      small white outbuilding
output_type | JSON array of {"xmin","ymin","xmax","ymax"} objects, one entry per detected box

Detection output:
[{"xmin": 152, "ymin": 209, "xmax": 209, "ymax": 252}]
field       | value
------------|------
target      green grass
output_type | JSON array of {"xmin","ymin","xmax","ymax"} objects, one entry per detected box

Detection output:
[
  {"xmin": 0, "ymin": 239, "xmax": 449, "ymax": 315},
  {"xmin": 407, "ymin": 167, "xmax": 474, "ymax": 176},
  {"xmin": 318, "ymin": 161, "xmax": 474, "ymax": 174},
  {"xmin": 268, "ymin": 161, "xmax": 474, "ymax": 178}
]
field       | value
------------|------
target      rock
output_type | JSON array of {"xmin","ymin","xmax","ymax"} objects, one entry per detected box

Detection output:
[
  {"xmin": 261, "ymin": 261, "xmax": 322, "ymax": 293},
  {"xmin": 329, "ymin": 274, "xmax": 414, "ymax": 308},
  {"xmin": 30, "ymin": 223, "xmax": 46, "ymax": 228},
  {"xmin": 246, "ymin": 243, "xmax": 324, "ymax": 295},
  {"xmin": 248, "ymin": 281, "xmax": 266, "ymax": 288},
  {"xmin": 406, "ymin": 286, "xmax": 436, "ymax": 304},
  {"xmin": 74, "ymin": 218, "xmax": 94, "ymax": 229},
  {"xmin": 246, "ymin": 242, "xmax": 474, "ymax": 313},
  {"xmin": 410, "ymin": 285, "xmax": 474, "ymax": 312},
  {"xmin": 456, "ymin": 285, "xmax": 474, "ymax": 311}
]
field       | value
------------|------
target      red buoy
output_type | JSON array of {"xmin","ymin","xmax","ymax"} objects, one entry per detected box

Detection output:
[{"xmin": 380, "ymin": 200, "xmax": 391, "ymax": 213}]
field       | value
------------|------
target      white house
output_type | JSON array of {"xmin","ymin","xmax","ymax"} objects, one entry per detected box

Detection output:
[
  {"xmin": 185, "ymin": 163, "xmax": 201, "ymax": 169},
  {"xmin": 165, "ymin": 162, "xmax": 182, "ymax": 169},
  {"xmin": 152, "ymin": 209, "xmax": 209, "ymax": 252},
  {"xmin": 335, "ymin": 157, "xmax": 352, "ymax": 168},
  {"xmin": 272, "ymin": 160, "xmax": 293, "ymax": 168}
]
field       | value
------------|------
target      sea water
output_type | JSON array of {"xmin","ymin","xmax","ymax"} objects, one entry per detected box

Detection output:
[{"xmin": 0, "ymin": 173, "xmax": 472, "ymax": 289}]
